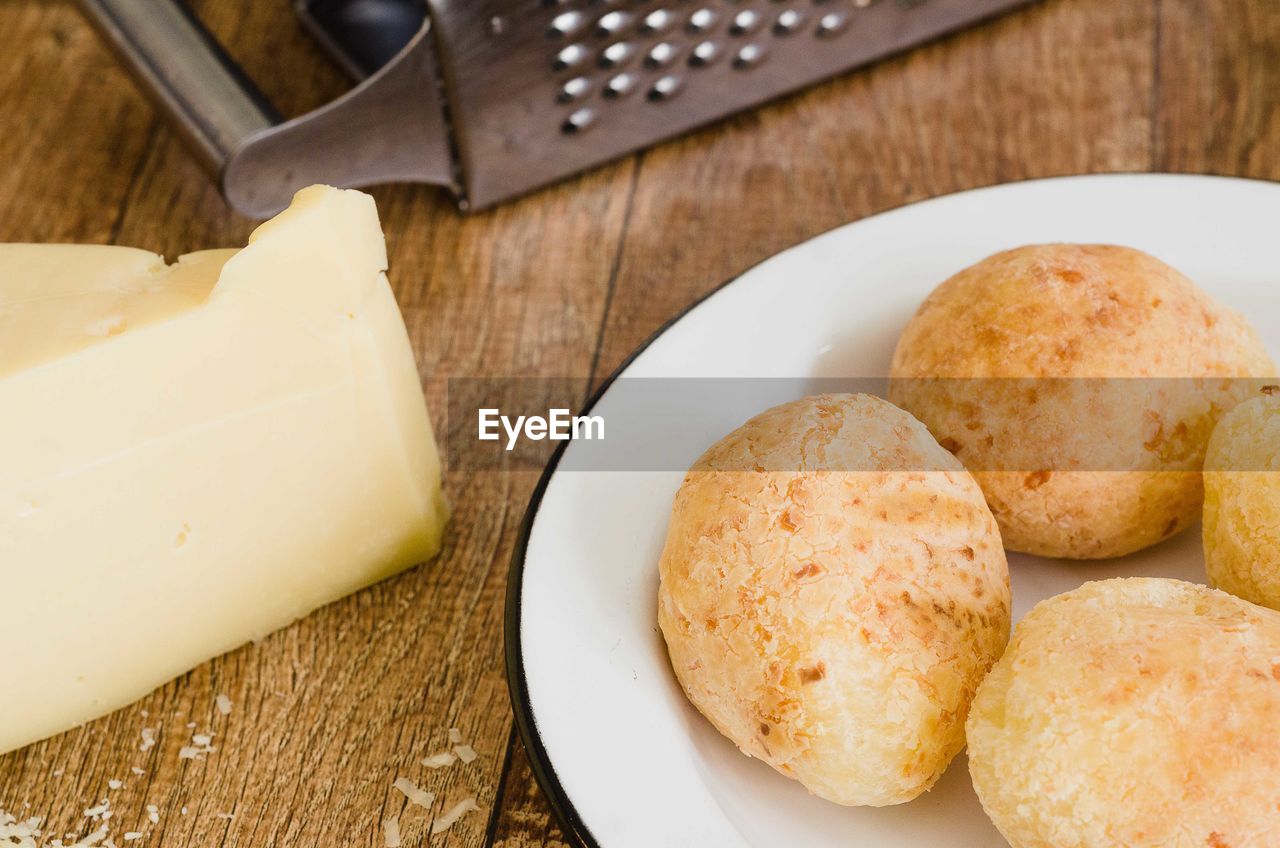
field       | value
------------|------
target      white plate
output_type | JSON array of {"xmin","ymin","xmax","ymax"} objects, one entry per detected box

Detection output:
[{"xmin": 506, "ymin": 175, "xmax": 1280, "ymax": 848}]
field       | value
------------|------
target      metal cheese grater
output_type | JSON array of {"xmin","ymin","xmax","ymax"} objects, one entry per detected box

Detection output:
[{"xmin": 77, "ymin": 0, "xmax": 1036, "ymax": 217}]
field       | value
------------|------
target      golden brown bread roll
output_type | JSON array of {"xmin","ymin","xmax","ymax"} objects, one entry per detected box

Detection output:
[
  {"xmin": 889, "ymin": 244, "xmax": 1274, "ymax": 559},
  {"xmin": 1204, "ymin": 389, "xmax": 1280, "ymax": 609},
  {"xmin": 967, "ymin": 578, "xmax": 1280, "ymax": 848},
  {"xmin": 657, "ymin": 394, "xmax": 1010, "ymax": 806}
]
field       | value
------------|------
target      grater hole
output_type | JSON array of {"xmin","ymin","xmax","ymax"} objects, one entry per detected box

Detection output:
[
  {"xmin": 647, "ymin": 75, "xmax": 683, "ymax": 101},
  {"xmin": 640, "ymin": 8, "xmax": 675, "ymax": 35},
  {"xmin": 598, "ymin": 41, "xmax": 634, "ymax": 68},
  {"xmin": 688, "ymin": 39, "xmax": 721, "ymax": 67},
  {"xmin": 553, "ymin": 43, "xmax": 588, "ymax": 71},
  {"xmin": 562, "ymin": 107, "xmax": 596, "ymax": 134},
  {"xmin": 596, "ymin": 10, "xmax": 632, "ymax": 37},
  {"xmin": 557, "ymin": 76, "xmax": 591, "ymax": 103},
  {"xmin": 815, "ymin": 10, "xmax": 849, "ymax": 36},
  {"xmin": 733, "ymin": 43, "xmax": 767, "ymax": 69},
  {"xmin": 774, "ymin": 9, "xmax": 804, "ymax": 34},
  {"xmin": 547, "ymin": 11, "xmax": 585, "ymax": 38},
  {"xmin": 687, "ymin": 8, "xmax": 717, "ymax": 34},
  {"xmin": 603, "ymin": 72, "xmax": 637, "ymax": 98},
  {"xmin": 729, "ymin": 10, "xmax": 761, "ymax": 36},
  {"xmin": 644, "ymin": 42, "xmax": 679, "ymax": 69}
]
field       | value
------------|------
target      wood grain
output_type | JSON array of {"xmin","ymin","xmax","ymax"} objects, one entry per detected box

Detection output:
[
  {"xmin": 1, "ymin": 0, "xmax": 1277, "ymax": 845},
  {"xmin": 1155, "ymin": 0, "xmax": 1280, "ymax": 178}
]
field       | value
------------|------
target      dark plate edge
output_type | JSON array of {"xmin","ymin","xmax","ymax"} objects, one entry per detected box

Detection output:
[{"xmin": 502, "ymin": 269, "xmax": 744, "ymax": 848}]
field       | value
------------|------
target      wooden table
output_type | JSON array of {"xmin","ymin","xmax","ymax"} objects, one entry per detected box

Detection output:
[{"xmin": 1, "ymin": 1, "xmax": 1277, "ymax": 845}]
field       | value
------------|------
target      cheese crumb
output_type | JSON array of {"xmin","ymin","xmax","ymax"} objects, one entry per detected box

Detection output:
[
  {"xmin": 130, "ymin": 768, "xmax": 145, "ymax": 777},
  {"xmin": 392, "ymin": 778, "xmax": 434, "ymax": 810},
  {"xmin": 447, "ymin": 728, "xmax": 463, "ymax": 745},
  {"xmin": 430, "ymin": 798, "xmax": 479, "ymax": 835},
  {"xmin": 422, "ymin": 752, "xmax": 455, "ymax": 769},
  {"xmin": 453, "ymin": 745, "xmax": 478, "ymax": 764},
  {"xmin": 123, "ymin": 834, "xmax": 141, "ymax": 842},
  {"xmin": 382, "ymin": 817, "xmax": 401, "ymax": 848},
  {"xmin": 107, "ymin": 780, "xmax": 123, "ymax": 791},
  {"xmin": 145, "ymin": 806, "xmax": 158, "ymax": 825},
  {"xmin": 139, "ymin": 729, "xmax": 155, "ymax": 753},
  {"xmin": 0, "ymin": 810, "xmax": 44, "ymax": 847},
  {"xmin": 215, "ymin": 695, "xmax": 232, "ymax": 716},
  {"xmin": 215, "ymin": 813, "xmax": 234, "ymax": 821},
  {"xmin": 63, "ymin": 825, "xmax": 109, "ymax": 847},
  {"xmin": 84, "ymin": 801, "xmax": 110, "ymax": 820},
  {"xmin": 179, "ymin": 731, "xmax": 216, "ymax": 760}
]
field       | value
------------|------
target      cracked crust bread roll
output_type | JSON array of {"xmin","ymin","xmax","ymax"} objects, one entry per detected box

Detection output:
[
  {"xmin": 888, "ymin": 244, "xmax": 1274, "ymax": 559},
  {"xmin": 657, "ymin": 394, "xmax": 1011, "ymax": 807},
  {"xmin": 1204, "ymin": 389, "xmax": 1280, "ymax": 609},
  {"xmin": 968, "ymin": 578, "xmax": 1280, "ymax": 848}
]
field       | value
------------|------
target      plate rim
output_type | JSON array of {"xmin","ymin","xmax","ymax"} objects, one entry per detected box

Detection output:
[
  {"xmin": 502, "ymin": 249, "xmax": 738, "ymax": 848},
  {"xmin": 501, "ymin": 172, "xmax": 1280, "ymax": 848}
]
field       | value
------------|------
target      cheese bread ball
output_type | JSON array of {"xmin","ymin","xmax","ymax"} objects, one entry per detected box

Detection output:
[
  {"xmin": 889, "ymin": 244, "xmax": 1274, "ymax": 559},
  {"xmin": 657, "ymin": 394, "xmax": 1010, "ymax": 807},
  {"xmin": 1205, "ymin": 389, "xmax": 1280, "ymax": 609},
  {"xmin": 968, "ymin": 578, "xmax": 1280, "ymax": 848}
]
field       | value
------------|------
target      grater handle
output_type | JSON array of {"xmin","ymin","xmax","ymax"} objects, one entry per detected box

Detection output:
[
  {"xmin": 75, "ymin": 0, "xmax": 459, "ymax": 217},
  {"xmin": 75, "ymin": 0, "xmax": 281, "ymax": 177}
]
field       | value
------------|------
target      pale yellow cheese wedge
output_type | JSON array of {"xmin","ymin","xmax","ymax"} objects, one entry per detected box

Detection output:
[
  {"xmin": 0, "ymin": 185, "xmax": 448, "ymax": 755},
  {"xmin": 0, "ymin": 246, "xmax": 234, "ymax": 378}
]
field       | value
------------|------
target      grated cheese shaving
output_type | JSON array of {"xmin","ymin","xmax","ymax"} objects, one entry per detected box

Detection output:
[
  {"xmin": 422, "ymin": 752, "xmax": 455, "ymax": 769},
  {"xmin": 381, "ymin": 817, "xmax": 401, "ymax": 848},
  {"xmin": 107, "ymin": 781, "xmax": 122, "ymax": 791},
  {"xmin": 139, "ymin": 729, "xmax": 155, "ymax": 753},
  {"xmin": 447, "ymin": 728, "xmax": 463, "ymax": 745},
  {"xmin": 214, "ymin": 695, "xmax": 232, "ymax": 716},
  {"xmin": 14, "ymin": 816, "xmax": 109, "ymax": 848},
  {"xmin": 122, "ymin": 834, "xmax": 140, "ymax": 842},
  {"xmin": 391, "ymin": 778, "xmax": 434, "ymax": 810},
  {"xmin": 430, "ymin": 799, "xmax": 478, "ymax": 836},
  {"xmin": 60, "ymin": 825, "xmax": 109, "ymax": 848},
  {"xmin": 129, "ymin": 769, "xmax": 144, "ymax": 777},
  {"xmin": 0, "ymin": 810, "xmax": 42, "ymax": 848},
  {"xmin": 453, "ymin": 745, "xmax": 477, "ymax": 764},
  {"xmin": 144, "ymin": 808, "xmax": 158, "ymax": 826},
  {"xmin": 179, "ymin": 732, "xmax": 216, "ymax": 761}
]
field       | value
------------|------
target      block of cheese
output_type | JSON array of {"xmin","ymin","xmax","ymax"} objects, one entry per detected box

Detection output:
[
  {"xmin": 0, "ymin": 186, "xmax": 448, "ymax": 755},
  {"xmin": 0, "ymin": 246, "xmax": 234, "ymax": 378}
]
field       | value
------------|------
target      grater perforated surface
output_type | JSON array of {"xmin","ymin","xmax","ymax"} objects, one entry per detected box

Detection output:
[
  {"xmin": 543, "ymin": 0, "xmax": 884, "ymax": 133},
  {"xmin": 425, "ymin": 0, "xmax": 1036, "ymax": 208}
]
